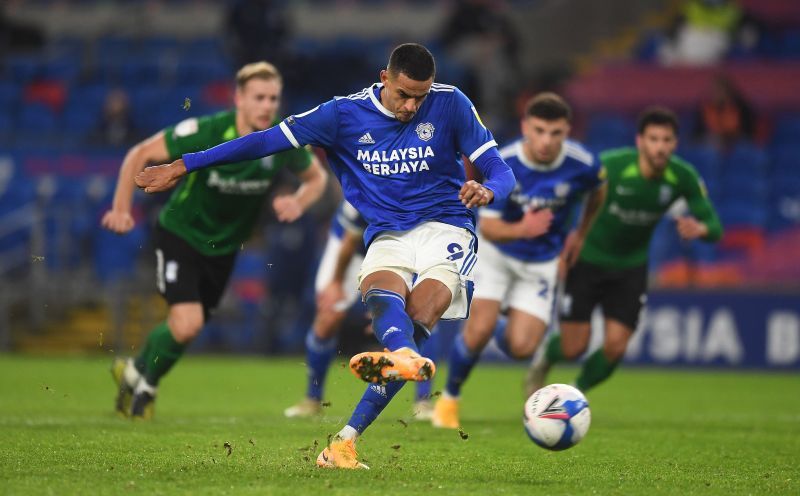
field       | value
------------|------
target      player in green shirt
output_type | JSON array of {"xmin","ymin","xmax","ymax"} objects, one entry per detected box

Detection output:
[
  {"xmin": 526, "ymin": 106, "xmax": 722, "ymax": 394},
  {"xmin": 102, "ymin": 62, "xmax": 328, "ymax": 419}
]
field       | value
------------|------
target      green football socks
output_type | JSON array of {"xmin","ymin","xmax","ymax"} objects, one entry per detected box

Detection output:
[
  {"xmin": 134, "ymin": 321, "xmax": 187, "ymax": 386},
  {"xmin": 575, "ymin": 349, "xmax": 619, "ymax": 392},
  {"xmin": 544, "ymin": 334, "xmax": 565, "ymax": 364}
]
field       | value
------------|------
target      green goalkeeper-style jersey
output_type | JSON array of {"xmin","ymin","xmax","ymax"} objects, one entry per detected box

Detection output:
[
  {"xmin": 580, "ymin": 147, "xmax": 722, "ymax": 269},
  {"xmin": 159, "ymin": 110, "xmax": 312, "ymax": 256}
]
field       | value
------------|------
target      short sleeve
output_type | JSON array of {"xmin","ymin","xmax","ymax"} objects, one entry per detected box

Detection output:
[
  {"xmin": 279, "ymin": 99, "xmax": 339, "ymax": 149},
  {"xmin": 338, "ymin": 200, "xmax": 368, "ymax": 235},
  {"xmin": 163, "ymin": 116, "xmax": 217, "ymax": 160},
  {"xmin": 582, "ymin": 159, "xmax": 606, "ymax": 191},
  {"xmin": 452, "ymin": 89, "xmax": 497, "ymax": 163}
]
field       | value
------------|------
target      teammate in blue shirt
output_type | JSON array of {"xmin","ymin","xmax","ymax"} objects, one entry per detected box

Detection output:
[
  {"xmin": 284, "ymin": 200, "xmax": 368, "ymax": 419},
  {"xmin": 135, "ymin": 43, "xmax": 515, "ymax": 468},
  {"xmin": 430, "ymin": 93, "xmax": 607, "ymax": 429}
]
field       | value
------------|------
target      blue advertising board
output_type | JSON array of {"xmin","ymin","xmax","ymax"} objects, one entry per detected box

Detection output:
[{"xmin": 623, "ymin": 291, "xmax": 800, "ymax": 369}]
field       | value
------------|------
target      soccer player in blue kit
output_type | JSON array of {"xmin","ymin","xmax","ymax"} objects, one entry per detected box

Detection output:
[
  {"xmin": 431, "ymin": 93, "xmax": 607, "ymax": 429},
  {"xmin": 135, "ymin": 43, "xmax": 515, "ymax": 469}
]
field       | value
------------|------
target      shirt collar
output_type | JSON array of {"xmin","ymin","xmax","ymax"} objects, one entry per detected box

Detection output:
[
  {"xmin": 515, "ymin": 140, "xmax": 567, "ymax": 171},
  {"xmin": 368, "ymin": 83, "xmax": 396, "ymax": 118}
]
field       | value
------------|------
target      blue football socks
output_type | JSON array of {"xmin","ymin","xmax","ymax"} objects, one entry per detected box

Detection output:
[
  {"xmin": 364, "ymin": 288, "xmax": 417, "ymax": 352},
  {"xmin": 304, "ymin": 330, "xmax": 338, "ymax": 401}
]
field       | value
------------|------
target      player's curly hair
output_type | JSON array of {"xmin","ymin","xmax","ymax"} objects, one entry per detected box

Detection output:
[
  {"xmin": 637, "ymin": 106, "xmax": 679, "ymax": 135},
  {"xmin": 236, "ymin": 61, "xmax": 282, "ymax": 88},
  {"xmin": 524, "ymin": 93, "xmax": 572, "ymax": 122},
  {"xmin": 387, "ymin": 43, "xmax": 436, "ymax": 81}
]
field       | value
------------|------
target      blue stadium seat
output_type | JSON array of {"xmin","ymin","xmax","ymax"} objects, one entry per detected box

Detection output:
[
  {"xmin": 142, "ymin": 36, "xmax": 181, "ymax": 59},
  {"xmin": 771, "ymin": 115, "xmax": 800, "ymax": 147},
  {"xmin": 118, "ymin": 58, "xmax": 163, "ymax": 85},
  {"xmin": 129, "ymin": 86, "xmax": 169, "ymax": 130},
  {"xmin": 0, "ymin": 82, "xmax": 21, "ymax": 108},
  {"xmin": 720, "ymin": 173, "xmax": 769, "ymax": 203},
  {"xmin": 175, "ymin": 59, "xmax": 232, "ymax": 85},
  {"xmin": 182, "ymin": 37, "xmax": 226, "ymax": 61},
  {"xmin": 6, "ymin": 55, "xmax": 42, "ymax": 83},
  {"xmin": 721, "ymin": 142, "xmax": 769, "ymax": 177},
  {"xmin": 43, "ymin": 56, "xmax": 81, "ymax": 83},
  {"xmin": 768, "ymin": 194, "xmax": 800, "ymax": 231},
  {"xmin": 62, "ymin": 104, "xmax": 101, "ymax": 138},
  {"xmin": 0, "ymin": 166, "xmax": 36, "ymax": 258},
  {"xmin": 18, "ymin": 103, "xmax": 59, "ymax": 134},
  {"xmin": 38, "ymin": 176, "xmax": 94, "ymax": 271},
  {"xmin": 718, "ymin": 202, "xmax": 769, "ymax": 228},
  {"xmin": 586, "ymin": 114, "xmax": 635, "ymax": 149},
  {"xmin": 92, "ymin": 223, "xmax": 147, "ymax": 284},
  {"xmin": 677, "ymin": 145, "xmax": 719, "ymax": 184},
  {"xmin": 779, "ymin": 29, "xmax": 800, "ymax": 58},
  {"xmin": 649, "ymin": 218, "xmax": 683, "ymax": 270},
  {"xmin": 70, "ymin": 83, "xmax": 109, "ymax": 109},
  {"xmin": 0, "ymin": 110, "xmax": 15, "ymax": 141},
  {"xmin": 96, "ymin": 36, "xmax": 134, "ymax": 64},
  {"xmin": 688, "ymin": 241, "xmax": 719, "ymax": 263}
]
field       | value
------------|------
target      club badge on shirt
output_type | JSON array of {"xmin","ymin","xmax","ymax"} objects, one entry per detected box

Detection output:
[{"xmin": 415, "ymin": 122, "xmax": 435, "ymax": 141}]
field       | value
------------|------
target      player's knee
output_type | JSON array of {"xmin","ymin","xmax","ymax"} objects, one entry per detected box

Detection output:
[
  {"xmin": 508, "ymin": 341, "xmax": 537, "ymax": 360},
  {"xmin": 167, "ymin": 313, "xmax": 204, "ymax": 343},
  {"xmin": 462, "ymin": 320, "xmax": 494, "ymax": 351},
  {"xmin": 603, "ymin": 336, "xmax": 629, "ymax": 361},
  {"xmin": 561, "ymin": 339, "xmax": 588, "ymax": 360},
  {"xmin": 407, "ymin": 271, "xmax": 456, "ymax": 328},
  {"xmin": 313, "ymin": 311, "xmax": 343, "ymax": 339},
  {"xmin": 407, "ymin": 294, "xmax": 449, "ymax": 330}
]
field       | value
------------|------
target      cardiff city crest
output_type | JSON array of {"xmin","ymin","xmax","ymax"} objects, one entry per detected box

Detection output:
[{"xmin": 415, "ymin": 122, "xmax": 435, "ymax": 141}]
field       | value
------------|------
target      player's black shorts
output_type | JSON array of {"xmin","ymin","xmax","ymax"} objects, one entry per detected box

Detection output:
[
  {"xmin": 153, "ymin": 224, "xmax": 237, "ymax": 321},
  {"xmin": 559, "ymin": 260, "xmax": 648, "ymax": 330}
]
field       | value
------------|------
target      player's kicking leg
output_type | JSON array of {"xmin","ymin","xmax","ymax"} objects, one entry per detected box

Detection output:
[
  {"xmin": 320, "ymin": 270, "xmax": 436, "ymax": 469},
  {"xmin": 348, "ymin": 271, "xmax": 436, "ymax": 383},
  {"xmin": 318, "ymin": 222, "xmax": 472, "ymax": 468}
]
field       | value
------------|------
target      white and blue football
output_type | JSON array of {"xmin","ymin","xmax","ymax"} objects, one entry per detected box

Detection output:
[{"xmin": 523, "ymin": 383, "xmax": 591, "ymax": 451}]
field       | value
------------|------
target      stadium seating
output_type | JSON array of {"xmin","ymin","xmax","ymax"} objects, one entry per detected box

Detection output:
[{"xmin": 2, "ymin": 21, "xmax": 799, "ymax": 297}]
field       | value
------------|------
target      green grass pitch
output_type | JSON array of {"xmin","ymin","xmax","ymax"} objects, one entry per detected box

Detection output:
[{"xmin": 1, "ymin": 355, "xmax": 798, "ymax": 495}]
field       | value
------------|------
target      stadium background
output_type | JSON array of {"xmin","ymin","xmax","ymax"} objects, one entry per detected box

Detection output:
[{"xmin": 1, "ymin": 0, "xmax": 798, "ymax": 370}]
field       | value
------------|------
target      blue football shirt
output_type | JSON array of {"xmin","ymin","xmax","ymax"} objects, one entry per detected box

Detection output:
[
  {"xmin": 279, "ymin": 83, "xmax": 499, "ymax": 245},
  {"xmin": 480, "ymin": 139, "xmax": 605, "ymax": 262},
  {"xmin": 330, "ymin": 200, "xmax": 368, "ymax": 255}
]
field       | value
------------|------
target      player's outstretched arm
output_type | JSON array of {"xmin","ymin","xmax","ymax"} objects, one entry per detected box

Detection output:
[
  {"xmin": 273, "ymin": 156, "xmax": 328, "ymax": 223},
  {"xmin": 134, "ymin": 159, "xmax": 187, "ymax": 193},
  {"xmin": 135, "ymin": 124, "xmax": 297, "ymax": 194},
  {"xmin": 102, "ymin": 131, "xmax": 170, "ymax": 232}
]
